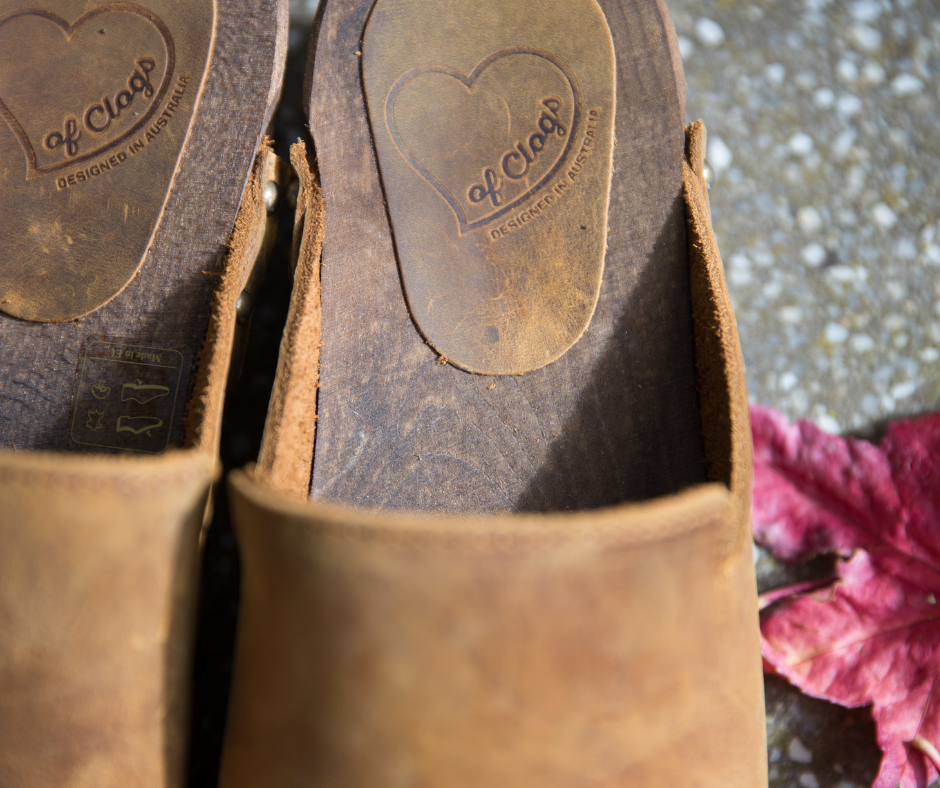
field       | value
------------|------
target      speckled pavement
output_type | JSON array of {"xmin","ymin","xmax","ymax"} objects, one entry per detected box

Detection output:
[{"xmin": 189, "ymin": 1, "xmax": 940, "ymax": 785}]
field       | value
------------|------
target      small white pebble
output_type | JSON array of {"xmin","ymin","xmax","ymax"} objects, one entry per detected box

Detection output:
[
  {"xmin": 677, "ymin": 35, "xmax": 694, "ymax": 60},
  {"xmin": 708, "ymin": 135, "xmax": 734, "ymax": 173},
  {"xmin": 827, "ymin": 265, "xmax": 857, "ymax": 283},
  {"xmin": 896, "ymin": 238, "xmax": 917, "ymax": 259},
  {"xmin": 846, "ymin": 165, "xmax": 866, "ymax": 192},
  {"xmin": 800, "ymin": 772, "xmax": 821, "ymax": 788},
  {"xmin": 789, "ymin": 737, "xmax": 813, "ymax": 764},
  {"xmin": 785, "ymin": 31, "xmax": 804, "ymax": 48},
  {"xmin": 892, "ymin": 73, "xmax": 924, "ymax": 96},
  {"xmin": 780, "ymin": 306, "xmax": 804, "ymax": 324},
  {"xmin": 885, "ymin": 314, "xmax": 907, "ymax": 331},
  {"xmin": 789, "ymin": 132, "xmax": 815, "ymax": 156},
  {"xmin": 888, "ymin": 128, "xmax": 910, "ymax": 148},
  {"xmin": 779, "ymin": 371, "xmax": 799, "ymax": 391},
  {"xmin": 849, "ymin": 22, "xmax": 883, "ymax": 52},
  {"xmin": 886, "ymin": 280, "xmax": 907, "ymax": 300},
  {"xmin": 796, "ymin": 71, "xmax": 817, "ymax": 91},
  {"xmin": 837, "ymin": 94, "xmax": 864, "ymax": 116},
  {"xmin": 825, "ymin": 322, "xmax": 850, "ymax": 344},
  {"xmin": 763, "ymin": 280, "xmax": 783, "ymax": 299},
  {"xmin": 872, "ymin": 202, "xmax": 898, "ymax": 229},
  {"xmin": 801, "ymin": 242, "xmax": 828, "ymax": 267},
  {"xmin": 861, "ymin": 60, "xmax": 886, "ymax": 84},
  {"xmin": 765, "ymin": 63, "xmax": 786, "ymax": 85},
  {"xmin": 832, "ymin": 128, "xmax": 857, "ymax": 159},
  {"xmin": 695, "ymin": 17, "xmax": 726, "ymax": 47},
  {"xmin": 882, "ymin": 393, "xmax": 897, "ymax": 412},
  {"xmin": 729, "ymin": 253, "xmax": 752, "ymax": 271},
  {"xmin": 753, "ymin": 543, "xmax": 761, "ymax": 564},
  {"xmin": 797, "ymin": 206, "xmax": 823, "ymax": 233},
  {"xmin": 862, "ymin": 393, "xmax": 880, "ymax": 414},
  {"xmin": 920, "ymin": 348, "xmax": 940, "ymax": 363},
  {"xmin": 837, "ymin": 59, "xmax": 859, "ymax": 82},
  {"xmin": 891, "ymin": 381, "xmax": 917, "ymax": 400},
  {"xmin": 753, "ymin": 249, "xmax": 775, "ymax": 268},
  {"xmin": 816, "ymin": 414, "xmax": 842, "ymax": 434},
  {"xmin": 924, "ymin": 245, "xmax": 940, "ymax": 266},
  {"xmin": 851, "ymin": 333, "xmax": 877, "ymax": 352},
  {"xmin": 791, "ymin": 388, "xmax": 809, "ymax": 412},
  {"xmin": 813, "ymin": 87, "xmax": 835, "ymax": 108},
  {"xmin": 894, "ymin": 333, "xmax": 909, "ymax": 349},
  {"xmin": 850, "ymin": 0, "xmax": 883, "ymax": 21}
]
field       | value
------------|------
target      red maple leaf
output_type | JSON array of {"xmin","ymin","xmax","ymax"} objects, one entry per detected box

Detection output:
[{"xmin": 752, "ymin": 404, "xmax": 940, "ymax": 788}]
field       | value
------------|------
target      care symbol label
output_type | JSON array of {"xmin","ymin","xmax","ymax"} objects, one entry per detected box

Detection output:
[{"xmin": 70, "ymin": 339, "xmax": 189, "ymax": 453}]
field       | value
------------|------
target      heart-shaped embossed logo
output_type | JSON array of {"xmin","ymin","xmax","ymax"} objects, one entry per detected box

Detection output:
[
  {"xmin": 0, "ymin": 4, "xmax": 174, "ymax": 179},
  {"xmin": 385, "ymin": 47, "xmax": 582, "ymax": 235}
]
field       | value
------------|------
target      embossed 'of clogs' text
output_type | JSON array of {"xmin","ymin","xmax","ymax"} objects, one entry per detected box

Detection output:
[
  {"xmin": 384, "ymin": 47, "xmax": 584, "ymax": 236},
  {"xmin": 56, "ymin": 73, "xmax": 189, "ymax": 191},
  {"xmin": 0, "ymin": 4, "xmax": 176, "ymax": 179},
  {"xmin": 45, "ymin": 56, "xmax": 159, "ymax": 159},
  {"xmin": 489, "ymin": 107, "xmax": 602, "ymax": 240},
  {"xmin": 468, "ymin": 97, "xmax": 568, "ymax": 209}
]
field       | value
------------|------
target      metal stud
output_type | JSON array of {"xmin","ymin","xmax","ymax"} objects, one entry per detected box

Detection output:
[
  {"xmin": 236, "ymin": 291, "xmax": 253, "ymax": 325},
  {"xmin": 264, "ymin": 181, "xmax": 279, "ymax": 213},
  {"xmin": 286, "ymin": 179, "xmax": 300, "ymax": 212}
]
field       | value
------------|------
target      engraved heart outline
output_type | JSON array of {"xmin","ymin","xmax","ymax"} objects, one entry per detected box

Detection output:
[
  {"xmin": 0, "ymin": 3, "xmax": 175, "ymax": 179},
  {"xmin": 385, "ymin": 47, "xmax": 583, "ymax": 235}
]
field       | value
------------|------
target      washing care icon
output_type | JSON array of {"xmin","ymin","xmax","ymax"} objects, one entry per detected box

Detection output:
[
  {"xmin": 86, "ymin": 409, "xmax": 106, "ymax": 431},
  {"xmin": 71, "ymin": 341, "xmax": 186, "ymax": 453},
  {"xmin": 91, "ymin": 380, "xmax": 111, "ymax": 399},
  {"xmin": 121, "ymin": 380, "xmax": 171, "ymax": 405},
  {"xmin": 116, "ymin": 416, "xmax": 164, "ymax": 436}
]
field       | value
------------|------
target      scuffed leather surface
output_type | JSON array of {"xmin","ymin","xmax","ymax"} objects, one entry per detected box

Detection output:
[
  {"xmin": 0, "ymin": 1, "xmax": 214, "ymax": 322},
  {"xmin": 0, "ymin": 145, "xmax": 285, "ymax": 788},
  {"xmin": 219, "ymin": 123, "xmax": 768, "ymax": 787},
  {"xmin": 361, "ymin": 0, "xmax": 616, "ymax": 375},
  {"xmin": 0, "ymin": 451, "xmax": 211, "ymax": 788},
  {"xmin": 224, "ymin": 473, "xmax": 764, "ymax": 787}
]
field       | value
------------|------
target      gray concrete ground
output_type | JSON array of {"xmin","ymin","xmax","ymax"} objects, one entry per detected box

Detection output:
[{"xmin": 264, "ymin": 1, "xmax": 940, "ymax": 785}]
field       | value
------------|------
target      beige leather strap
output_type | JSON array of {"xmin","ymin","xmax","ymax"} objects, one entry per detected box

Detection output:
[
  {"xmin": 683, "ymin": 119, "xmax": 753, "ymax": 557},
  {"xmin": 255, "ymin": 141, "xmax": 325, "ymax": 498}
]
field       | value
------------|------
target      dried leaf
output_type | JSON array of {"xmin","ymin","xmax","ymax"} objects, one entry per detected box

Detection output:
[{"xmin": 752, "ymin": 405, "xmax": 940, "ymax": 788}]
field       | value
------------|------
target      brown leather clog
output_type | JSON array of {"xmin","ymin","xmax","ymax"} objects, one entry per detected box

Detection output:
[
  {"xmin": 0, "ymin": 1, "xmax": 289, "ymax": 785},
  {"xmin": 219, "ymin": 0, "xmax": 768, "ymax": 784}
]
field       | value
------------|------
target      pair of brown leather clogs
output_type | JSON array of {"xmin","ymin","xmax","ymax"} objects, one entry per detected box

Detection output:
[{"xmin": 0, "ymin": 0, "xmax": 767, "ymax": 786}]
